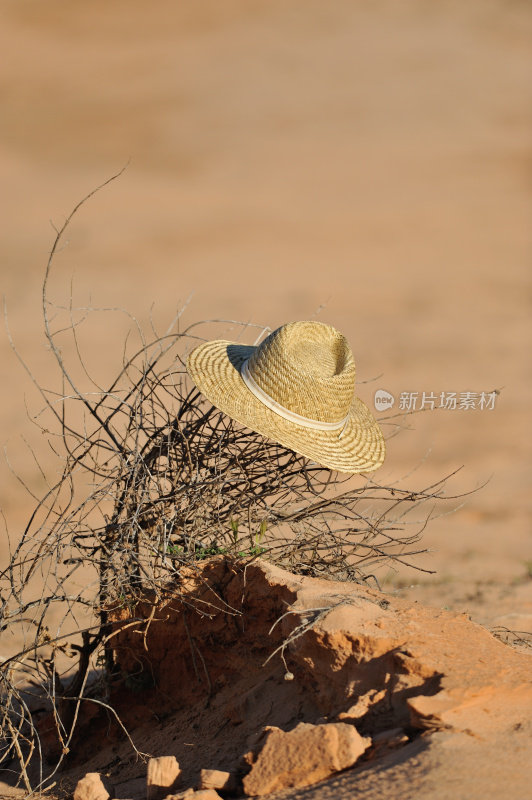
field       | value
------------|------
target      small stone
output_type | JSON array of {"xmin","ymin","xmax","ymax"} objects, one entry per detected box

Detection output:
[
  {"xmin": 198, "ymin": 769, "xmax": 236, "ymax": 791},
  {"xmin": 242, "ymin": 722, "xmax": 371, "ymax": 795},
  {"xmin": 73, "ymin": 772, "xmax": 113, "ymax": 800},
  {"xmin": 147, "ymin": 756, "xmax": 181, "ymax": 800}
]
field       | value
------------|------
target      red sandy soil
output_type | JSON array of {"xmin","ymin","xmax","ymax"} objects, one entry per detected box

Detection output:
[
  {"xmin": 1, "ymin": 1, "xmax": 531, "ymax": 797},
  {"xmin": 15, "ymin": 558, "xmax": 532, "ymax": 799}
]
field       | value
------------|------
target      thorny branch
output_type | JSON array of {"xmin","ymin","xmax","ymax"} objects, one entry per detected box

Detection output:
[{"xmin": 0, "ymin": 176, "xmax": 470, "ymax": 792}]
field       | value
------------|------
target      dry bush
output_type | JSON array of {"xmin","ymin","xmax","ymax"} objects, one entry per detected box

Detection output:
[{"xmin": 0, "ymin": 176, "xmax": 468, "ymax": 792}]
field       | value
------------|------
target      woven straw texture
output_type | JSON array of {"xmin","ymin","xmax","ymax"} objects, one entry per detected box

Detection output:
[{"xmin": 187, "ymin": 321, "xmax": 385, "ymax": 474}]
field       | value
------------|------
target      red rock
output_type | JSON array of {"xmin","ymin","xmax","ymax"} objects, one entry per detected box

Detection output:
[
  {"xmin": 104, "ymin": 559, "xmax": 532, "ymax": 800},
  {"xmin": 146, "ymin": 756, "xmax": 181, "ymax": 800},
  {"xmin": 408, "ymin": 684, "xmax": 532, "ymax": 735},
  {"xmin": 198, "ymin": 769, "xmax": 236, "ymax": 791},
  {"xmin": 73, "ymin": 772, "xmax": 113, "ymax": 800},
  {"xmin": 242, "ymin": 721, "xmax": 370, "ymax": 795}
]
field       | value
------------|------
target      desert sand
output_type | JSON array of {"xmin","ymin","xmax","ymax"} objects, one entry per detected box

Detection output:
[{"xmin": 1, "ymin": 1, "xmax": 531, "ymax": 798}]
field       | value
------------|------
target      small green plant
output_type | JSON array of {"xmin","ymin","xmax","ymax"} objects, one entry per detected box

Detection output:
[
  {"xmin": 166, "ymin": 543, "xmax": 183, "ymax": 556},
  {"xmin": 117, "ymin": 592, "xmax": 137, "ymax": 612},
  {"xmin": 248, "ymin": 519, "xmax": 268, "ymax": 557},
  {"xmin": 247, "ymin": 545, "xmax": 267, "ymax": 556},
  {"xmin": 194, "ymin": 544, "xmax": 228, "ymax": 560}
]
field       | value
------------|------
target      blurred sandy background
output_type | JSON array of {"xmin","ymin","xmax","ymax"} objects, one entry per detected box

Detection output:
[{"xmin": 1, "ymin": 0, "xmax": 531, "ymax": 630}]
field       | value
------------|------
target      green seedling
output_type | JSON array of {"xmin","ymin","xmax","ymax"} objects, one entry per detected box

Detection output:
[
  {"xmin": 230, "ymin": 518, "xmax": 239, "ymax": 544},
  {"xmin": 166, "ymin": 543, "xmax": 183, "ymax": 555},
  {"xmin": 195, "ymin": 544, "xmax": 227, "ymax": 560}
]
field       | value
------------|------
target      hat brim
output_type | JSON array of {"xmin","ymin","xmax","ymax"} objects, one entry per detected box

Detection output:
[{"xmin": 187, "ymin": 339, "xmax": 385, "ymax": 474}]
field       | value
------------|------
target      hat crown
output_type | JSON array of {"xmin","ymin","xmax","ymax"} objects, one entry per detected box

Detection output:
[{"xmin": 247, "ymin": 321, "xmax": 355, "ymax": 424}]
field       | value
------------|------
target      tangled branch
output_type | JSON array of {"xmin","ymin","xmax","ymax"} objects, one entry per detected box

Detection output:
[{"xmin": 0, "ymin": 176, "xmax": 469, "ymax": 792}]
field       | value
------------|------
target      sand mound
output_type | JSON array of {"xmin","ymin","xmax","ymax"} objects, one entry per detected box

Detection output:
[{"xmin": 33, "ymin": 559, "xmax": 532, "ymax": 798}]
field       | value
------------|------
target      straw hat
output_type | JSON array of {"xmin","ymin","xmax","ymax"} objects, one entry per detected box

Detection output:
[{"xmin": 186, "ymin": 320, "xmax": 385, "ymax": 474}]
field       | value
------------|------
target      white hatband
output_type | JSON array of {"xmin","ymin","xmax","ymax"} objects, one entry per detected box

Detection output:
[{"xmin": 240, "ymin": 358, "xmax": 349, "ymax": 434}]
